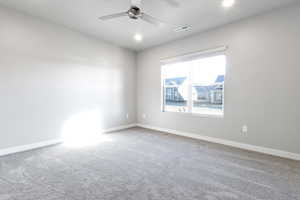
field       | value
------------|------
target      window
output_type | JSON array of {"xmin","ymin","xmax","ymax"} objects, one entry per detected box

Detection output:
[{"xmin": 161, "ymin": 53, "xmax": 226, "ymax": 116}]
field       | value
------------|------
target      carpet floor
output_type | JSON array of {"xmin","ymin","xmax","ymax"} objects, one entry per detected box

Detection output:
[{"xmin": 0, "ymin": 127, "xmax": 300, "ymax": 200}]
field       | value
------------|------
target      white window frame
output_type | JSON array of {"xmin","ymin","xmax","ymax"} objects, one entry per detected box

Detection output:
[{"xmin": 160, "ymin": 46, "xmax": 227, "ymax": 118}]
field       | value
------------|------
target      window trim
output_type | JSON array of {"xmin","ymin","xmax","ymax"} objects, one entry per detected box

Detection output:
[
  {"xmin": 160, "ymin": 46, "xmax": 227, "ymax": 65},
  {"xmin": 160, "ymin": 47, "xmax": 227, "ymax": 118}
]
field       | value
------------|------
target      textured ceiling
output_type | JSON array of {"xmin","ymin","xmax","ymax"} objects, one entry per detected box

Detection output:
[{"xmin": 0, "ymin": 0, "xmax": 298, "ymax": 51}]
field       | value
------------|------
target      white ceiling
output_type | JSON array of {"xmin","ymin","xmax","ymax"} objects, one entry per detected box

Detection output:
[{"xmin": 0, "ymin": 0, "xmax": 297, "ymax": 51}]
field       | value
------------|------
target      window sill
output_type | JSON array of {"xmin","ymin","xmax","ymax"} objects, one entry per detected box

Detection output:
[{"xmin": 162, "ymin": 111, "xmax": 224, "ymax": 119}]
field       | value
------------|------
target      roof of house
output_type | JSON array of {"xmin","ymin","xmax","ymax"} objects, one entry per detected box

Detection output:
[
  {"xmin": 165, "ymin": 77, "xmax": 187, "ymax": 86},
  {"xmin": 165, "ymin": 75, "xmax": 224, "ymax": 88},
  {"xmin": 215, "ymin": 75, "xmax": 225, "ymax": 83},
  {"xmin": 194, "ymin": 85, "xmax": 215, "ymax": 93}
]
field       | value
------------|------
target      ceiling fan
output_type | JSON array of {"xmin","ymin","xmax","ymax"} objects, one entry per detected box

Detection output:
[{"xmin": 98, "ymin": 0, "xmax": 180, "ymax": 27}]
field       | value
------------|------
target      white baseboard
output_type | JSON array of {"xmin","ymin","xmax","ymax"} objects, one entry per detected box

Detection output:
[
  {"xmin": 136, "ymin": 123, "xmax": 300, "ymax": 161},
  {"xmin": 103, "ymin": 123, "xmax": 137, "ymax": 133},
  {"xmin": 0, "ymin": 123, "xmax": 137, "ymax": 157},
  {"xmin": 3, "ymin": 123, "xmax": 299, "ymax": 161},
  {"xmin": 0, "ymin": 139, "xmax": 63, "ymax": 157}
]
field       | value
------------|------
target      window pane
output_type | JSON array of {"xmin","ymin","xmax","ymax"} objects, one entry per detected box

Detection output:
[
  {"xmin": 191, "ymin": 55, "xmax": 226, "ymax": 115},
  {"xmin": 162, "ymin": 62, "xmax": 188, "ymax": 113}
]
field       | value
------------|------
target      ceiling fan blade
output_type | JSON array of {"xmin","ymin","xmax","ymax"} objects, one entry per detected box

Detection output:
[
  {"xmin": 161, "ymin": 0, "xmax": 180, "ymax": 7},
  {"xmin": 140, "ymin": 13, "xmax": 164, "ymax": 27},
  {"xmin": 131, "ymin": 0, "xmax": 142, "ymax": 7},
  {"xmin": 99, "ymin": 12, "xmax": 128, "ymax": 20}
]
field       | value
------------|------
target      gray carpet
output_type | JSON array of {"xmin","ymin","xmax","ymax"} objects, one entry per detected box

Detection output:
[{"xmin": 0, "ymin": 127, "xmax": 300, "ymax": 200}]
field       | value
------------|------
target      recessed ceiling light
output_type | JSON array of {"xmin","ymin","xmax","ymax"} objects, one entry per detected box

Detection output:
[
  {"xmin": 134, "ymin": 33, "xmax": 143, "ymax": 42},
  {"xmin": 222, "ymin": 0, "xmax": 235, "ymax": 8}
]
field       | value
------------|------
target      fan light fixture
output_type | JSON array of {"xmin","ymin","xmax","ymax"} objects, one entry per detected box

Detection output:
[
  {"xmin": 134, "ymin": 33, "xmax": 143, "ymax": 42},
  {"xmin": 222, "ymin": 0, "xmax": 235, "ymax": 8}
]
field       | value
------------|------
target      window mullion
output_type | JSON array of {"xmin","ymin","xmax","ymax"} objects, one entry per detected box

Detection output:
[{"xmin": 187, "ymin": 65, "xmax": 193, "ymax": 113}]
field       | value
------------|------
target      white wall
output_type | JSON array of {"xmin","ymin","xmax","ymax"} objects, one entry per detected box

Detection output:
[
  {"xmin": 137, "ymin": 4, "xmax": 300, "ymax": 154},
  {"xmin": 0, "ymin": 6, "xmax": 136, "ymax": 149}
]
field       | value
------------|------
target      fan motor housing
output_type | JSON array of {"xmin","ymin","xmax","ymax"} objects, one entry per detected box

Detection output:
[{"xmin": 128, "ymin": 6, "xmax": 141, "ymax": 19}]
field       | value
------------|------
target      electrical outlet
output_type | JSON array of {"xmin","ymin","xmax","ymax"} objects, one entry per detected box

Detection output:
[
  {"xmin": 242, "ymin": 125, "xmax": 248, "ymax": 134},
  {"xmin": 126, "ymin": 113, "xmax": 129, "ymax": 119},
  {"xmin": 142, "ymin": 114, "xmax": 147, "ymax": 119}
]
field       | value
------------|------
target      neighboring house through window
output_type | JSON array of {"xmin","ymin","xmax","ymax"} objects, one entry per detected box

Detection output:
[{"xmin": 161, "ymin": 49, "xmax": 226, "ymax": 116}]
